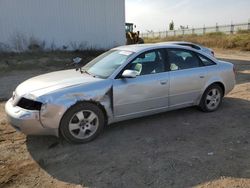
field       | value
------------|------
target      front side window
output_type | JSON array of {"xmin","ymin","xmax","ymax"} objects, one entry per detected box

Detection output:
[
  {"xmin": 83, "ymin": 50, "xmax": 134, "ymax": 78},
  {"xmin": 125, "ymin": 49, "xmax": 166, "ymax": 76},
  {"xmin": 168, "ymin": 49, "xmax": 202, "ymax": 71}
]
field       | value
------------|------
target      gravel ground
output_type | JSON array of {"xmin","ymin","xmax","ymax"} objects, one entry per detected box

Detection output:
[{"xmin": 0, "ymin": 50, "xmax": 250, "ymax": 188}]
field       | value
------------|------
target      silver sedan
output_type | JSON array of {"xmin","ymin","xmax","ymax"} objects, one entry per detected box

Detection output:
[{"xmin": 5, "ymin": 44, "xmax": 236, "ymax": 143}]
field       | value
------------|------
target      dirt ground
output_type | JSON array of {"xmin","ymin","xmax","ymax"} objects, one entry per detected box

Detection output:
[{"xmin": 0, "ymin": 50, "xmax": 250, "ymax": 188}]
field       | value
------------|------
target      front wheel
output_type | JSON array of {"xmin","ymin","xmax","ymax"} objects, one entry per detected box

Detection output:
[
  {"xmin": 199, "ymin": 85, "xmax": 223, "ymax": 112},
  {"xmin": 60, "ymin": 102, "xmax": 105, "ymax": 144}
]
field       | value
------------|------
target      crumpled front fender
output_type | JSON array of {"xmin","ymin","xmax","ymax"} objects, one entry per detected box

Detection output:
[{"xmin": 38, "ymin": 79, "xmax": 114, "ymax": 129}]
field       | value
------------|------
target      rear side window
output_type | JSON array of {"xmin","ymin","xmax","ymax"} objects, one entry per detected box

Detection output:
[
  {"xmin": 198, "ymin": 55, "xmax": 216, "ymax": 66},
  {"xmin": 167, "ymin": 49, "xmax": 202, "ymax": 71}
]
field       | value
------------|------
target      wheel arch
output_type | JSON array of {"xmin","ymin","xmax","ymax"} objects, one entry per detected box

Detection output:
[
  {"xmin": 58, "ymin": 100, "xmax": 107, "ymax": 143},
  {"xmin": 203, "ymin": 76, "xmax": 226, "ymax": 96},
  {"xmin": 198, "ymin": 81, "xmax": 225, "ymax": 112},
  {"xmin": 210, "ymin": 82, "xmax": 225, "ymax": 96},
  {"xmin": 59, "ymin": 100, "xmax": 108, "ymax": 129},
  {"xmin": 197, "ymin": 80, "xmax": 225, "ymax": 105},
  {"xmin": 83, "ymin": 100, "xmax": 108, "ymax": 125}
]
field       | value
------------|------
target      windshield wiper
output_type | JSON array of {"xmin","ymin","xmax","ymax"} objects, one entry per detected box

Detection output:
[
  {"xmin": 81, "ymin": 69, "xmax": 97, "ymax": 77},
  {"xmin": 71, "ymin": 57, "xmax": 94, "ymax": 76}
]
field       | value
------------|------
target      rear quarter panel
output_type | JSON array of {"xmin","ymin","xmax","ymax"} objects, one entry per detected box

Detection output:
[
  {"xmin": 200, "ymin": 61, "xmax": 235, "ymax": 104},
  {"xmin": 217, "ymin": 60, "xmax": 236, "ymax": 94}
]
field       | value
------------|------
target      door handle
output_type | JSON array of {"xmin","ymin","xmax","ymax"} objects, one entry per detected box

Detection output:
[
  {"xmin": 160, "ymin": 80, "xmax": 167, "ymax": 85},
  {"xmin": 199, "ymin": 75, "xmax": 205, "ymax": 78}
]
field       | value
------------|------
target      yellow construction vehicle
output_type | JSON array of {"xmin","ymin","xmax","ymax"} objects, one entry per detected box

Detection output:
[{"xmin": 125, "ymin": 23, "xmax": 144, "ymax": 45}]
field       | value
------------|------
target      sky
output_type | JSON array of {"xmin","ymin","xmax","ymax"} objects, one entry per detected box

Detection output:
[{"xmin": 125, "ymin": 0, "xmax": 250, "ymax": 32}]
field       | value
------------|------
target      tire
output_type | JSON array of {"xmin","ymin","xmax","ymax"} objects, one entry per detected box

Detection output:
[
  {"xmin": 199, "ymin": 84, "xmax": 223, "ymax": 112},
  {"xmin": 60, "ymin": 102, "xmax": 105, "ymax": 144}
]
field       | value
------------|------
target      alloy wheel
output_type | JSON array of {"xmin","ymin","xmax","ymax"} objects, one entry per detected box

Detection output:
[
  {"xmin": 205, "ymin": 88, "xmax": 221, "ymax": 111},
  {"xmin": 68, "ymin": 110, "xmax": 99, "ymax": 139}
]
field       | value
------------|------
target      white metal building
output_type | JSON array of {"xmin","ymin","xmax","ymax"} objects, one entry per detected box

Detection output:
[{"xmin": 0, "ymin": 0, "xmax": 125, "ymax": 51}]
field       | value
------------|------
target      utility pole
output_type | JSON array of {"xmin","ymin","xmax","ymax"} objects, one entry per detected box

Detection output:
[
  {"xmin": 248, "ymin": 19, "xmax": 250, "ymax": 30},
  {"xmin": 203, "ymin": 25, "xmax": 206, "ymax": 35},
  {"xmin": 216, "ymin": 23, "xmax": 219, "ymax": 32},
  {"xmin": 230, "ymin": 21, "xmax": 234, "ymax": 34}
]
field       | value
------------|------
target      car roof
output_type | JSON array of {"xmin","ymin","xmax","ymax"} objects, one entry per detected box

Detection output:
[
  {"xmin": 113, "ymin": 43, "xmax": 193, "ymax": 53},
  {"xmin": 113, "ymin": 43, "xmax": 217, "ymax": 62},
  {"xmin": 158, "ymin": 41, "xmax": 199, "ymax": 46}
]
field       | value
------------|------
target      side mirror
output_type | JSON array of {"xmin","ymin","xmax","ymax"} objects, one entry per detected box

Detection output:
[
  {"xmin": 73, "ymin": 57, "xmax": 82, "ymax": 64},
  {"xmin": 122, "ymin": 70, "xmax": 138, "ymax": 78}
]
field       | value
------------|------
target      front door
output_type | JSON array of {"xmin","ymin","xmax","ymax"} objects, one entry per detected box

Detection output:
[{"xmin": 113, "ymin": 49, "xmax": 169, "ymax": 118}]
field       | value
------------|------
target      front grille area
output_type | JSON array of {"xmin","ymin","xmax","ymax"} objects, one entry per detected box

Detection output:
[{"xmin": 17, "ymin": 98, "xmax": 42, "ymax": 110}]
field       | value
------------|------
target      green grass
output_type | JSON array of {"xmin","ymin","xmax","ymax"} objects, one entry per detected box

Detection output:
[{"xmin": 144, "ymin": 30, "xmax": 250, "ymax": 51}]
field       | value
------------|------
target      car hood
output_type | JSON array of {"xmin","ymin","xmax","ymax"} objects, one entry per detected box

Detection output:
[{"xmin": 15, "ymin": 69, "xmax": 102, "ymax": 99}]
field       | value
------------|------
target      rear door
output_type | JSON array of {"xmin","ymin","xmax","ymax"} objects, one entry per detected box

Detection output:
[
  {"xmin": 113, "ymin": 49, "xmax": 170, "ymax": 118},
  {"xmin": 167, "ymin": 48, "xmax": 207, "ymax": 107}
]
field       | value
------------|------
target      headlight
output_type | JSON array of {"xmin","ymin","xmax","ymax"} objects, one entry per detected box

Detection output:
[{"xmin": 17, "ymin": 98, "xmax": 42, "ymax": 110}]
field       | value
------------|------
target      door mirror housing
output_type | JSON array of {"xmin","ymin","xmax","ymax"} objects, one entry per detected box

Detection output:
[
  {"xmin": 73, "ymin": 57, "xmax": 82, "ymax": 64},
  {"xmin": 122, "ymin": 70, "xmax": 138, "ymax": 78}
]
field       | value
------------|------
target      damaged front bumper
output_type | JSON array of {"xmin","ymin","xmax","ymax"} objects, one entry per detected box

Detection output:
[{"xmin": 5, "ymin": 99, "xmax": 58, "ymax": 136}]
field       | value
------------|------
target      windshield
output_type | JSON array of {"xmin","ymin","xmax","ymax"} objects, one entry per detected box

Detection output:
[{"xmin": 83, "ymin": 50, "xmax": 134, "ymax": 78}]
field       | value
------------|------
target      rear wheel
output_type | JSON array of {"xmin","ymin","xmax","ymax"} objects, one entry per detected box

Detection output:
[
  {"xmin": 199, "ymin": 84, "xmax": 223, "ymax": 112},
  {"xmin": 60, "ymin": 102, "xmax": 105, "ymax": 143}
]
